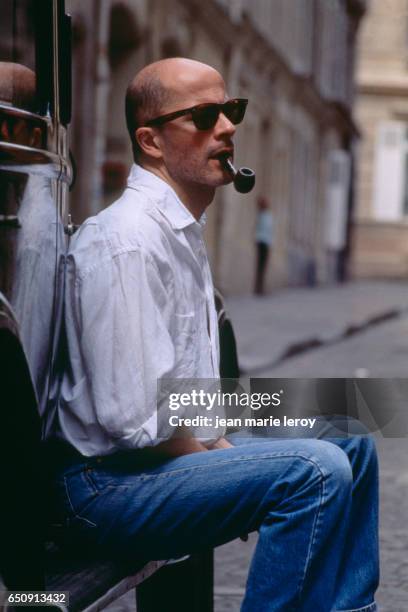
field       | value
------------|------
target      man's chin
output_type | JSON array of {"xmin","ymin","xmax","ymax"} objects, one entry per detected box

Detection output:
[
  {"xmin": 208, "ymin": 167, "xmax": 233, "ymax": 187},
  {"xmin": 204, "ymin": 175, "xmax": 232, "ymax": 189},
  {"xmin": 219, "ymin": 174, "xmax": 234, "ymax": 186},
  {"xmin": 206, "ymin": 158, "xmax": 234, "ymax": 186}
]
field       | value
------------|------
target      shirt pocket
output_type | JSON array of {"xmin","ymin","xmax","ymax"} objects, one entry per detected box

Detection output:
[{"xmin": 171, "ymin": 311, "xmax": 196, "ymax": 377}]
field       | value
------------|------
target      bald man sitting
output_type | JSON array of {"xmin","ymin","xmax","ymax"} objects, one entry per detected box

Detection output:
[{"xmin": 49, "ymin": 58, "xmax": 379, "ymax": 612}]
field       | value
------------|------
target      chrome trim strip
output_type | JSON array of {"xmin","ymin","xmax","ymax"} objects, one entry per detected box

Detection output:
[
  {"xmin": 0, "ymin": 103, "xmax": 50, "ymax": 126},
  {"xmin": 0, "ymin": 214, "xmax": 21, "ymax": 228},
  {"xmin": 0, "ymin": 141, "xmax": 72, "ymax": 184}
]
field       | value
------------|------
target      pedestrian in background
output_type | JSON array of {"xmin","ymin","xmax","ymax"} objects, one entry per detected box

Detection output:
[{"xmin": 254, "ymin": 195, "xmax": 273, "ymax": 295}]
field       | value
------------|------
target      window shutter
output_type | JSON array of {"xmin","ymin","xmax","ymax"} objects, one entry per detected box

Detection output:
[
  {"xmin": 372, "ymin": 121, "xmax": 405, "ymax": 221},
  {"xmin": 324, "ymin": 149, "xmax": 351, "ymax": 250}
]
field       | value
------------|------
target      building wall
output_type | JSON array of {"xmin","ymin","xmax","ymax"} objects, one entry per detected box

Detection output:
[
  {"xmin": 67, "ymin": 0, "xmax": 365, "ymax": 294},
  {"xmin": 352, "ymin": 0, "xmax": 408, "ymax": 278}
]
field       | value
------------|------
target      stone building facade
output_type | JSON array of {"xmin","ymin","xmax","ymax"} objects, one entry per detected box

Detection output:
[
  {"xmin": 67, "ymin": 0, "xmax": 366, "ymax": 294},
  {"xmin": 352, "ymin": 0, "xmax": 408, "ymax": 278}
]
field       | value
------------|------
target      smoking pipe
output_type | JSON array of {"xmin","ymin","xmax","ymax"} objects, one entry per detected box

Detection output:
[{"xmin": 222, "ymin": 157, "xmax": 256, "ymax": 194}]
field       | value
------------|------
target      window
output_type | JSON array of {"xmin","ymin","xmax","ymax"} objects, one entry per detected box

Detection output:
[
  {"xmin": 372, "ymin": 121, "xmax": 407, "ymax": 221},
  {"xmin": 0, "ymin": 0, "xmax": 53, "ymax": 115},
  {"xmin": 403, "ymin": 126, "xmax": 408, "ymax": 215}
]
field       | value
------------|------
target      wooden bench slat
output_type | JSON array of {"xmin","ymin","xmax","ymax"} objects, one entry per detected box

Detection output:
[{"xmin": 46, "ymin": 546, "xmax": 165, "ymax": 611}]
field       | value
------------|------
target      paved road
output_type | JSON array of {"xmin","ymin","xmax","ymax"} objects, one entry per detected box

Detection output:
[
  {"xmin": 257, "ymin": 312, "xmax": 408, "ymax": 378},
  {"xmin": 225, "ymin": 280, "xmax": 408, "ymax": 374}
]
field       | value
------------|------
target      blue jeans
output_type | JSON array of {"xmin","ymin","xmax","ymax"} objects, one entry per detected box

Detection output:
[{"xmin": 52, "ymin": 419, "xmax": 379, "ymax": 612}]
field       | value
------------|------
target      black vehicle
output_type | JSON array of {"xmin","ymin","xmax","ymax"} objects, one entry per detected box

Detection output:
[
  {"xmin": 0, "ymin": 2, "xmax": 239, "ymax": 607},
  {"xmin": 0, "ymin": 0, "xmax": 71, "ymax": 593}
]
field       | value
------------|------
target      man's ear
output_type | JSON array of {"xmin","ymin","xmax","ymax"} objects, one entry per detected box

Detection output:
[{"xmin": 135, "ymin": 127, "xmax": 162, "ymax": 159}]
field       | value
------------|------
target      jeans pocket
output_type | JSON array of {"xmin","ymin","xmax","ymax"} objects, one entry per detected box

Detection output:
[{"xmin": 63, "ymin": 468, "xmax": 100, "ymax": 528}]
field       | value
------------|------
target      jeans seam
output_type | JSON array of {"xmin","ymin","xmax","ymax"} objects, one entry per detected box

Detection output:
[
  {"xmin": 83, "ymin": 467, "xmax": 99, "ymax": 495},
  {"xmin": 294, "ymin": 464, "xmax": 325, "ymax": 609},
  {"xmin": 104, "ymin": 451, "xmax": 331, "ymax": 484},
  {"xmin": 334, "ymin": 604, "xmax": 376, "ymax": 612},
  {"xmin": 63, "ymin": 474, "xmax": 98, "ymax": 528}
]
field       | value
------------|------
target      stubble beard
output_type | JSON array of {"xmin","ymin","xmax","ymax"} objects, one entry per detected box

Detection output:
[{"xmin": 167, "ymin": 152, "xmax": 231, "ymax": 191}]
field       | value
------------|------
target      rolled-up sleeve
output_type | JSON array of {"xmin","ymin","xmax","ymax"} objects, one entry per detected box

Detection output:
[{"xmin": 65, "ymin": 246, "xmax": 175, "ymax": 449}]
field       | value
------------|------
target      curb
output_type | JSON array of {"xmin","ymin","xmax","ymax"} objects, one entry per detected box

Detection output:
[{"xmin": 240, "ymin": 307, "xmax": 405, "ymax": 376}]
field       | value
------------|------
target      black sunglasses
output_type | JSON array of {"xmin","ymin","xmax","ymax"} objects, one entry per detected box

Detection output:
[{"xmin": 145, "ymin": 98, "xmax": 248, "ymax": 131}]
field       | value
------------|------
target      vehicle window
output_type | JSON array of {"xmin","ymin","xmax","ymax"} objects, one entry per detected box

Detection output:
[
  {"xmin": 0, "ymin": 0, "xmax": 37, "ymax": 112},
  {"xmin": 0, "ymin": 0, "xmax": 52, "ymax": 115}
]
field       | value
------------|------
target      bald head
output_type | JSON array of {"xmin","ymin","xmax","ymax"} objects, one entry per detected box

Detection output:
[{"xmin": 125, "ymin": 58, "xmax": 224, "ymax": 161}]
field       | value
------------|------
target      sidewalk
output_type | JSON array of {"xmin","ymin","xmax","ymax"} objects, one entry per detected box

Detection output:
[{"xmin": 224, "ymin": 279, "xmax": 408, "ymax": 373}]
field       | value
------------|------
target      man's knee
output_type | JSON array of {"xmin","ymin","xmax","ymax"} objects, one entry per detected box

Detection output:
[
  {"xmin": 305, "ymin": 439, "xmax": 354, "ymax": 491},
  {"xmin": 339, "ymin": 434, "xmax": 378, "ymax": 480},
  {"xmin": 271, "ymin": 440, "xmax": 353, "ymax": 504}
]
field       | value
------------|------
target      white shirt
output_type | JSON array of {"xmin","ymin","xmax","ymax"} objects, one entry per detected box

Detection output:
[
  {"xmin": 57, "ymin": 164, "xmax": 220, "ymax": 456},
  {"xmin": 255, "ymin": 210, "xmax": 273, "ymax": 246}
]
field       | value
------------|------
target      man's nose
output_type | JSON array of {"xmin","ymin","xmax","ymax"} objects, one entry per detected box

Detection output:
[{"xmin": 214, "ymin": 112, "xmax": 236, "ymax": 138}]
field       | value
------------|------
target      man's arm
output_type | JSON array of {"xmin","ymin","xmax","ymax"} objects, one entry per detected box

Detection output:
[
  {"xmin": 72, "ymin": 246, "xmax": 185, "ymax": 450},
  {"xmin": 73, "ymin": 242, "xmax": 228, "ymax": 454}
]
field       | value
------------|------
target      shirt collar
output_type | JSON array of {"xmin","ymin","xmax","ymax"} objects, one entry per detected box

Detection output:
[{"xmin": 127, "ymin": 163, "xmax": 203, "ymax": 231}]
